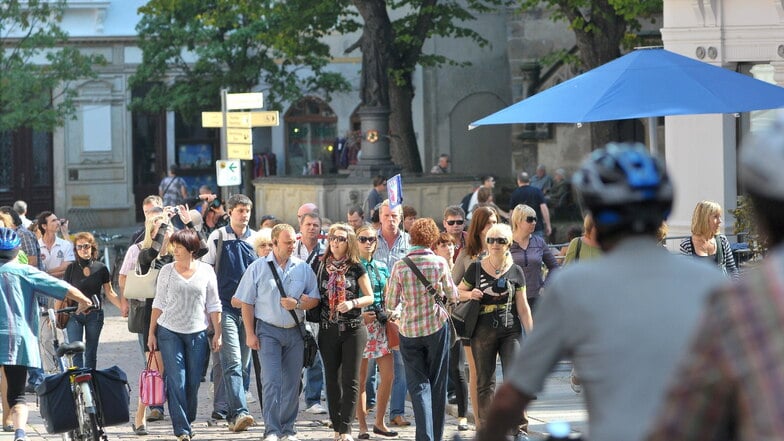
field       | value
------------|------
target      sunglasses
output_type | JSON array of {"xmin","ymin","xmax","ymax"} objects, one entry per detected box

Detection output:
[
  {"xmin": 486, "ymin": 237, "xmax": 509, "ymax": 245},
  {"xmin": 525, "ymin": 216, "xmax": 537, "ymax": 224},
  {"xmin": 75, "ymin": 244, "xmax": 91, "ymax": 250},
  {"xmin": 357, "ymin": 236, "xmax": 377, "ymax": 244},
  {"xmin": 446, "ymin": 220, "xmax": 465, "ymax": 226},
  {"xmin": 329, "ymin": 236, "xmax": 348, "ymax": 243}
]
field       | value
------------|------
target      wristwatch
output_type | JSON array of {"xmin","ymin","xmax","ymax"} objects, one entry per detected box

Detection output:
[{"xmin": 295, "ymin": 298, "xmax": 301, "ymax": 310}]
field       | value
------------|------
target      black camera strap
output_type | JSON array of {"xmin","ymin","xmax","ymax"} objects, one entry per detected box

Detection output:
[{"xmin": 267, "ymin": 260, "xmax": 306, "ymax": 339}]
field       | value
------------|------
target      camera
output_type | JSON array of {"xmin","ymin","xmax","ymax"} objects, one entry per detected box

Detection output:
[
  {"xmin": 374, "ymin": 305, "xmax": 389, "ymax": 325},
  {"xmin": 209, "ymin": 197, "xmax": 222, "ymax": 209},
  {"xmin": 58, "ymin": 218, "xmax": 67, "ymax": 225},
  {"xmin": 171, "ymin": 206, "xmax": 180, "ymax": 215}
]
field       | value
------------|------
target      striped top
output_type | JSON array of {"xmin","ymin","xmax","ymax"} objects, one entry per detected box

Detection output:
[
  {"xmin": 679, "ymin": 234, "xmax": 739, "ymax": 279},
  {"xmin": 152, "ymin": 261, "xmax": 221, "ymax": 334},
  {"xmin": 649, "ymin": 246, "xmax": 784, "ymax": 440},
  {"xmin": 386, "ymin": 248, "xmax": 458, "ymax": 338}
]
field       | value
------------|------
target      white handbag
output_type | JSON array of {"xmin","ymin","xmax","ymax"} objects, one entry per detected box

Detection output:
[{"xmin": 123, "ymin": 260, "xmax": 160, "ymax": 300}]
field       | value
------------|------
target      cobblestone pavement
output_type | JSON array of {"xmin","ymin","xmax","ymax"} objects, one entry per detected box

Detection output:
[{"xmin": 4, "ymin": 307, "xmax": 586, "ymax": 440}]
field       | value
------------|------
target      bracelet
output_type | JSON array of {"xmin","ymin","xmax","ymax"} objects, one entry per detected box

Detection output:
[{"xmin": 349, "ymin": 300, "xmax": 355, "ymax": 309}]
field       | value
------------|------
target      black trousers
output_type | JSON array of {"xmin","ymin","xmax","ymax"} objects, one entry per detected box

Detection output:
[{"xmin": 318, "ymin": 324, "xmax": 368, "ymax": 435}]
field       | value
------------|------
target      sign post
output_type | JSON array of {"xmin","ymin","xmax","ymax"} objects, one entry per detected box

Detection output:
[{"xmin": 200, "ymin": 92, "xmax": 280, "ymax": 198}]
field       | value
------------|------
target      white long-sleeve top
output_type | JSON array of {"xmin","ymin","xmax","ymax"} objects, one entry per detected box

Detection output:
[{"xmin": 152, "ymin": 261, "xmax": 221, "ymax": 334}]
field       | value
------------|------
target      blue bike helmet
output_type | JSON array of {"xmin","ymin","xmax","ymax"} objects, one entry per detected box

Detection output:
[
  {"xmin": 572, "ymin": 143, "xmax": 673, "ymax": 234},
  {"xmin": 0, "ymin": 227, "xmax": 21, "ymax": 250}
]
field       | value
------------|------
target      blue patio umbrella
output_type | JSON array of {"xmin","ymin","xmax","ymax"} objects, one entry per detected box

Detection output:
[{"xmin": 469, "ymin": 48, "xmax": 784, "ymax": 148}]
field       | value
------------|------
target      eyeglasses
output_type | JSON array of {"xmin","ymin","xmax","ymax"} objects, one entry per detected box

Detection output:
[
  {"xmin": 75, "ymin": 244, "xmax": 91, "ymax": 250},
  {"xmin": 357, "ymin": 236, "xmax": 376, "ymax": 244},
  {"xmin": 329, "ymin": 236, "xmax": 348, "ymax": 243},
  {"xmin": 486, "ymin": 237, "xmax": 509, "ymax": 245},
  {"xmin": 446, "ymin": 220, "xmax": 465, "ymax": 226},
  {"xmin": 525, "ymin": 216, "xmax": 537, "ymax": 224},
  {"xmin": 258, "ymin": 243, "xmax": 273, "ymax": 248}
]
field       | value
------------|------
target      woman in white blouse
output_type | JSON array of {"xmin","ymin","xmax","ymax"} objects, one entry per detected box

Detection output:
[{"xmin": 148, "ymin": 229, "xmax": 222, "ymax": 441}]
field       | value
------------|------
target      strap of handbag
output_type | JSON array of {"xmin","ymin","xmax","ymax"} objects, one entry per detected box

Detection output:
[
  {"xmin": 402, "ymin": 256, "xmax": 440, "ymax": 300},
  {"xmin": 213, "ymin": 227, "xmax": 226, "ymax": 274},
  {"xmin": 146, "ymin": 350, "xmax": 160, "ymax": 371},
  {"xmin": 267, "ymin": 260, "xmax": 307, "ymax": 339}
]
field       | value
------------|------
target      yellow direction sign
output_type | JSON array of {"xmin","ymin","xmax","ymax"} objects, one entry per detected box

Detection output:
[
  {"xmin": 227, "ymin": 144, "xmax": 253, "ymax": 160},
  {"xmin": 226, "ymin": 128, "xmax": 252, "ymax": 144},
  {"xmin": 201, "ymin": 111, "xmax": 280, "ymax": 128},
  {"xmin": 226, "ymin": 92, "xmax": 263, "ymax": 110}
]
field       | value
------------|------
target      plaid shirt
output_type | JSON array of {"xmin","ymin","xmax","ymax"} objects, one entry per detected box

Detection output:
[
  {"xmin": 648, "ymin": 247, "xmax": 784, "ymax": 441},
  {"xmin": 386, "ymin": 248, "xmax": 458, "ymax": 338}
]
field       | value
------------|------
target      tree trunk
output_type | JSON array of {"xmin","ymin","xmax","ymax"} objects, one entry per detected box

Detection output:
[
  {"xmin": 563, "ymin": 0, "xmax": 628, "ymax": 149},
  {"xmin": 389, "ymin": 77, "xmax": 422, "ymax": 173}
]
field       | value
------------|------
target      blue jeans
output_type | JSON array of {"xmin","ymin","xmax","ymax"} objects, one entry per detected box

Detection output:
[
  {"xmin": 157, "ymin": 326, "xmax": 208, "ymax": 437},
  {"xmin": 399, "ymin": 324, "xmax": 450, "ymax": 441},
  {"xmin": 65, "ymin": 309, "xmax": 104, "ymax": 369},
  {"xmin": 211, "ymin": 349, "xmax": 228, "ymax": 415},
  {"xmin": 219, "ymin": 310, "xmax": 250, "ymax": 420},
  {"xmin": 390, "ymin": 349, "xmax": 407, "ymax": 419},
  {"xmin": 304, "ymin": 352, "xmax": 324, "ymax": 407},
  {"xmin": 365, "ymin": 359, "xmax": 377, "ymax": 408},
  {"xmin": 258, "ymin": 321, "xmax": 304, "ymax": 438}
]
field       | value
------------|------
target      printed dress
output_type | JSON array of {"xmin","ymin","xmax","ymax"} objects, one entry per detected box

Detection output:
[{"xmin": 360, "ymin": 257, "xmax": 391, "ymax": 359}]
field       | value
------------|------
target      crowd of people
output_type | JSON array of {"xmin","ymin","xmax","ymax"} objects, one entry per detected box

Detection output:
[{"xmin": 3, "ymin": 119, "xmax": 784, "ymax": 441}]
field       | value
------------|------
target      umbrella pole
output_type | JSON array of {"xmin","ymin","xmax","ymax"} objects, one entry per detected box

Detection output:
[{"xmin": 647, "ymin": 116, "xmax": 658, "ymax": 155}]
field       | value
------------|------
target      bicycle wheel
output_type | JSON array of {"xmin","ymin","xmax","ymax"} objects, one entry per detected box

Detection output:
[{"xmin": 75, "ymin": 384, "xmax": 102, "ymax": 441}]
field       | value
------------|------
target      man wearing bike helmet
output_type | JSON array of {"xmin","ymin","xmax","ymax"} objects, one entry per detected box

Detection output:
[
  {"xmin": 647, "ymin": 115, "xmax": 784, "ymax": 441},
  {"xmin": 476, "ymin": 144, "xmax": 726, "ymax": 441},
  {"xmin": 0, "ymin": 227, "xmax": 93, "ymax": 441}
]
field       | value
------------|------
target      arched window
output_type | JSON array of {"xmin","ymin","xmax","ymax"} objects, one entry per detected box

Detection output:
[{"xmin": 284, "ymin": 97, "xmax": 337, "ymax": 175}]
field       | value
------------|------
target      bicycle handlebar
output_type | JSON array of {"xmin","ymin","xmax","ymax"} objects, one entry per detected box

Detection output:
[{"xmin": 41, "ymin": 295, "xmax": 101, "ymax": 317}]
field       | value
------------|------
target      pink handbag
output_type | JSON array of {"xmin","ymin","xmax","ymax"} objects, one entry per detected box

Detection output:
[{"xmin": 139, "ymin": 352, "xmax": 165, "ymax": 406}]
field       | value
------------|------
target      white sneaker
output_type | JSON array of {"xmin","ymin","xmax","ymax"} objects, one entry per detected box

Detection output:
[
  {"xmin": 305, "ymin": 403, "xmax": 327, "ymax": 414},
  {"xmin": 246, "ymin": 391, "xmax": 256, "ymax": 404},
  {"xmin": 263, "ymin": 434, "xmax": 279, "ymax": 441},
  {"xmin": 281, "ymin": 436, "xmax": 299, "ymax": 441}
]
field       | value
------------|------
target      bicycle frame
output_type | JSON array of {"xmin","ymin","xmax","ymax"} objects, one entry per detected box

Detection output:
[{"xmin": 43, "ymin": 304, "xmax": 106, "ymax": 441}]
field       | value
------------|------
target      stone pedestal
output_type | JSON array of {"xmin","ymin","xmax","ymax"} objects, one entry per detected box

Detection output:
[
  {"xmin": 253, "ymin": 175, "xmax": 476, "ymax": 227},
  {"xmin": 349, "ymin": 106, "xmax": 401, "ymax": 178}
]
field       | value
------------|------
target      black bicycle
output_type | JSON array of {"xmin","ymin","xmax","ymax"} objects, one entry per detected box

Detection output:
[{"xmin": 39, "ymin": 299, "xmax": 107, "ymax": 441}]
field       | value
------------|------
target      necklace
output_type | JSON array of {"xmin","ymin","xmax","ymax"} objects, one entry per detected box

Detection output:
[
  {"xmin": 486, "ymin": 257, "xmax": 504, "ymax": 275},
  {"xmin": 78, "ymin": 259, "xmax": 91, "ymax": 277}
]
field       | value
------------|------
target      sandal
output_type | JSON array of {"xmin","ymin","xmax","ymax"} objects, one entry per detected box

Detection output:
[{"xmin": 131, "ymin": 423, "xmax": 148, "ymax": 436}]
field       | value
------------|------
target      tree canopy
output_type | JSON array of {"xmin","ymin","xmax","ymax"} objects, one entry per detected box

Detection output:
[
  {"xmin": 130, "ymin": 0, "xmax": 353, "ymax": 123},
  {"xmin": 0, "ymin": 0, "xmax": 104, "ymax": 132}
]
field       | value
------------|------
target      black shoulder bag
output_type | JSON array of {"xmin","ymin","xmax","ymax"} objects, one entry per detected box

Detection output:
[
  {"xmin": 448, "ymin": 259, "xmax": 481, "ymax": 339},
  {"xmin": 402, "ymin": 256, "xmax": 460, "ymax": 345},
  {"xmin": 267, "ymin": 261, "xmax": 318, "ymax": 368}
]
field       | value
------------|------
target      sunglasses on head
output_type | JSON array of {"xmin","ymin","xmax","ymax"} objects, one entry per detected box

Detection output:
[
  {"xmin": 75, "ymin": 244, "xmax": 91, "ymax": 250},
  {"xmin": 329, "ymin": 235, "xmax": 348, "ymax": 243},
  {"xmin": 357, "ymin": 236, "xmax": 377, "ymax": 244},
  {"xmin": 446, "ymin": 220, "xmax": 465, "ymax": 226},
  {"xmin": 486, "ymin": 237, "xmax": 509, "ymax": 245},
  {"xmin": 525, "ymin": 216, "xmax": 537, "ymax": 224}
]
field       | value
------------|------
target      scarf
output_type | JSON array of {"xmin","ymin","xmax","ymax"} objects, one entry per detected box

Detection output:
[{"xmin": 326, "ymin": 256, "xmax": 349, "ymax": 321}]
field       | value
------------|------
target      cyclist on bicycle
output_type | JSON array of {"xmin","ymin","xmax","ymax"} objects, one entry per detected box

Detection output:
[{"xmin": 0, "ymin": 227, "xmax": 93, "ymax": 441}]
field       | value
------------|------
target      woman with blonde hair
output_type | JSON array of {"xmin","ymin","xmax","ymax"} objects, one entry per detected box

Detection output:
[
  {"xmin": 251, "ymin": 228, "xmax": 274, "ymax": 258},
  {"xmin": 509, "ymin": 205, "xmax": 558, "ymax": 311},
  {"xmin": 457, "ymin": 223, "xmax": 532, "ymax": 437},
  {"xmin": 679, "ymin": 200, "xmax": 739, "ymax": 278},
  {"xmin": 312, "ymin": 223, "xmax": 374, "ymax": 441},
  {"xmin": 355, "ymin": 224, "xmax": 397, "ymax": 439}
]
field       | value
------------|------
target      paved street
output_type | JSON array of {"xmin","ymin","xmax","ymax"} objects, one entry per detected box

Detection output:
[{"xmin": 3, "ymin": 307, "xmax": 586, "ymax": 441}]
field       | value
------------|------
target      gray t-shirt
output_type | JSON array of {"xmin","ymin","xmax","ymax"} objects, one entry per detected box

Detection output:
[{"xmin": 508, "ymin": 237, "xmax": 726, "ymax": 441}]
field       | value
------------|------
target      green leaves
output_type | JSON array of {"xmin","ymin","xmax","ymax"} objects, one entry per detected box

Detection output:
[
  {"xmin": 0, "ymin": 0, "xmax": 104, "ymax": 131},
  {"xmin": 130, "ymin": 0, "xmax": 351, "ymax": 119}
]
